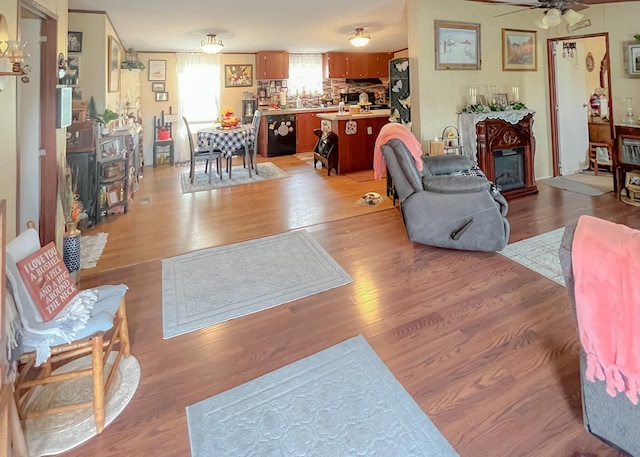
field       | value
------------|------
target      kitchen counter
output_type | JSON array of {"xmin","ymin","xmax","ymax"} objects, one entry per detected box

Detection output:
[
  {"xmin": 259, "ymin": 106, "xmax": 339, "ymax": 115},
  {"xmin": 317, "ymin": 109, "xmax": 391, "ymax": 121}
]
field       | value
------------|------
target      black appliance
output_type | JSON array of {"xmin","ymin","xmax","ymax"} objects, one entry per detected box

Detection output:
[{"xmin": 266, "ymin": 114, "xmax": 296, "ymax": 156}]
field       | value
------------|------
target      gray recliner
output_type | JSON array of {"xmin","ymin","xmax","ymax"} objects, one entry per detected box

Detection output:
[
  {"xmin": 559, "ymin": 221, "xmax": 640, "ymax": 456},
  {"xmin": 381, "ymin": 138, "xmax": 510, "ymax": 251}
]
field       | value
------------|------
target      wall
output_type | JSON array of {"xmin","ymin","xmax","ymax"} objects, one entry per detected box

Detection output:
[
  {"xmin": 407, "ymin": 0, "xmax": 640, "ymax": 180},
  {"xmin": 138, "ymin": 52, "xmax": 257, "ymax": 167}
]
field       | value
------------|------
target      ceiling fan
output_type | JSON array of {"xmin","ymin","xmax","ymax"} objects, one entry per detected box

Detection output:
[{"xmin": 467, "ymin": 0, "xmax": 633, "ymax": 28}]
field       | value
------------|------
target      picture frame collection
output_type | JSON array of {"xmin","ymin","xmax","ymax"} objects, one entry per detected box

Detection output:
[{"xmin": 148, "ymin": 60, "xmax": 169, "ymax": 102}]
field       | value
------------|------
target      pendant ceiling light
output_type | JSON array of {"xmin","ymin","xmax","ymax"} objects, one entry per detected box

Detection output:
[
  {"xmin": 349, "ymin": 27, "xmax": 371, "ymax": 47},
  {"xmin": 201, "ymin": 34, "xmax": 224, "ymax": 54},
  {"xmin": 535, "ymin": 7, "xmax": 583, "ymax": 29}
]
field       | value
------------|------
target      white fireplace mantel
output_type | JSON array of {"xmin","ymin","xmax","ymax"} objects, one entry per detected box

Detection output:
[{"xmin": 459, "ymin": 109, "xmax": 536, "ymax": 163}]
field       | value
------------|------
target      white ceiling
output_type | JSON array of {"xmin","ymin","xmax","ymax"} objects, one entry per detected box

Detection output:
[{"xmin": 66, "ymin": 0, "xmax": 409, "ymax": 54}]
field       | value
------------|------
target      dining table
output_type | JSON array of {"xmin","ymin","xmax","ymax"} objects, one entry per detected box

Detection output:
[{"xmin": 197, "ymin": 124, "xmax": 256, "ymax": 178}]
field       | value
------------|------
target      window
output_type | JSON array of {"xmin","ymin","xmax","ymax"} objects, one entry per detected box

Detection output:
[
  {"xmin": 288, "ymin": 54, "xmax": 323, "ymax": 96},
  {"xmin": 176, "ymin": 53, "xmax": 221, "ymax": 162}
]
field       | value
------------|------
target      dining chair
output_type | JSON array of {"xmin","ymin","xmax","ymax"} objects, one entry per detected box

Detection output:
[
  {"xmin": 227, "ymin": 110, "xmax": 261, "ymax": 178},
  {"xmin": 6, "ymin": 223, "xmax": 131, "ymax": 434},
  {"xmin": 183, "ymin": 116, "xmax": 222, "ymax": 184}
]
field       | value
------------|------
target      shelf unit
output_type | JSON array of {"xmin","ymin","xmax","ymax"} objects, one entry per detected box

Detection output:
[
  {"xmin": 614, "ymin": 124, "xmax": 640, "ymax": 199},
  {"xmin": 440, "ymin": 126, "xmax": 464, "ymax": 155},
  {"xmin": 97, "ymin": 133, "xmax": 135, "ymax": 220}
]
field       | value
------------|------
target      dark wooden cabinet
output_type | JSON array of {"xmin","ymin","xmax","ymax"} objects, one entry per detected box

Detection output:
[
  {"xmin": 66, "ymin": 151, "xmax": 98, "ymax": 228},
  {"xmin": 323, "ymin": 52, "xmax": 392, "ymax": 79},
  {"xmin": 256, "ymin": 51, "xmax": 289, "ymax": 80},
  {"xmin": 614, "ymin": 124, "xmax": 640, "ymax": 198}
]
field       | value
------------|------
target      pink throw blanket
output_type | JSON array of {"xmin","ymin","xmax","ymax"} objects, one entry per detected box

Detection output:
[
  {"xmin": 373, "ymin": 123, "xmax": 423, "ymax": 180},
  {"xmin": 573, "ymin": 215, "xmax": 640, "ymax": 404}
]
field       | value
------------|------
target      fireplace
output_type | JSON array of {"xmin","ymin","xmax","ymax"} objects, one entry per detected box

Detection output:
[
  {"xmin": 494, "ymin": 147, "xmax": 525, "ymax": 191},
  {"xmin": 461, "ymin": 111, "xmax": 538, "ymax": 199}
]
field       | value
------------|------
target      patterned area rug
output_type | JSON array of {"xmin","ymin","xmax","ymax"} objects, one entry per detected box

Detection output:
[
  {"xmin": 161, "ymin": 230, "xmax": 352, "ymax": 338},
  {"xmin": 499, "ymin": 227, "xmax": 566, "ymax": 286},
  {"xmin": 24, "ymin": 353, "xmax": 140, "ymax": 456},
  {"xmin": 186, "ymin": 335, "xmax": 459, "ymax": 457},
  {"xmin": 80, "ymin": 232, "xmax": 108, "ymax": 269},
  {"xmin": 180, "ymin": 162, "xmax": 288, "ymax": 193}
]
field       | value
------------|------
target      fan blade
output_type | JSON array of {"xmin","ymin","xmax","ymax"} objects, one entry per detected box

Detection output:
[{"xmin": 494, "ymin": 6, "xmax": 538, "ymax": 16}]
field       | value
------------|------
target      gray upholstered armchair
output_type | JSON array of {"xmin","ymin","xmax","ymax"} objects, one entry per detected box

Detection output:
[
  {"xmin": 381, "ymin": 138, "xmax": 510, "ymax": 251},
  {"xmin": 559, "ymin": 220, "xmax": 640, "ymax": 456}
]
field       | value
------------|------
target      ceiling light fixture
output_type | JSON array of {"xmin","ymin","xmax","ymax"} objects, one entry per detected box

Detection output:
[
  {"xmin": 201, "ymin": 34, "xmax": 224, "ymax": 54},
  {"xmin": 563, "ymin": 9, "xmax": 584, "ymax": 27},
  {"xmin": 535, "ymin": 7, "xmax": 584, "ymax": 29},
  {"xmin": 349, "ymin": 28, "xmax": 371, "ymax": 47}
]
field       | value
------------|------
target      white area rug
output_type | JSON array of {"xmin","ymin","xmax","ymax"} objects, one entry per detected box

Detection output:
[
  {"xmin": 186, "ymin": 335, "xmax": 459, "ymax": 457},
  {"xmin": 80, "ymin": 232, "xmax": 108, "ymax": 269},
  {"xmin": 24, "ymin": 353, "xmax": 140, "ymax": 456},
  {"xmin": 180, "ymin": 162, "xmax": 288, "ymax": 193},
  {"xmin": 162, "ymin": 230, "xmax": 352, "ymax": 338},
  {"xmin": 499, "ymin": 227, "xmax": 566, "ymax": 286}
]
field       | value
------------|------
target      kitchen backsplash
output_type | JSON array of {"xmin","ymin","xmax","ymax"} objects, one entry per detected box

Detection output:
[{"xmin": 257, "ymin": 78, "xmax": 389, "ymax": 108}]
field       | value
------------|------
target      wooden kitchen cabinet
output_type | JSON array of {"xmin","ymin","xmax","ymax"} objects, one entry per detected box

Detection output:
[
  {"xmin": 323, "ymin": 52, "xmax": 349, "ymax": 78},
  {"xmin": 256, "ymin": 51, "xmax": 289, "ymax": 80},
  {"xmin": 323, "ymin": 52, "xmax": 392, "ymax": 79},
  {"xmin": 296, "ymin": 112, "xmax": 324, "ymax": 153}
]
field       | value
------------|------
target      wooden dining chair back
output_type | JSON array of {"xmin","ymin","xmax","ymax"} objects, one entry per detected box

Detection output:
[
  {"xmin": 183, "ymin": 116, "xmax": 222, "ymax": 184},
  {"xmin": 5, "ymin": 223, "xmax": 131, "ymax": 434}
]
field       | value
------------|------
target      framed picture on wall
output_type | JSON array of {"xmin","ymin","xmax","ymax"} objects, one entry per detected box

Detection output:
[
  {"xmin": 67, "ymin": 31, "xmax": 82, "ymax": 53},
  {"xmin": 502, "ymin": 29, "xmax": 537, "ymax": 71},
  {"xmin": 148, "ymin": 60, "xmax": 167, "ymax": 81},
  {"xmin": 155, "ymin": 92, "xmax": 168, "ymax": 102},
  {"xmin": 625, "ymin": 42, "xmax": 640, "ymax": 76},
  {"xmin": 108, "ymin": 36, "xmax": 121, "ymax": 93},
  {"xmin": 224, "ymin": 64, "xmax": 253, "ymax": 87},
  {"xmin": 435, "ymin": 20, "xmax": 481, "ymax": 70},
  {"xmin": 151, "ymin": 82, "xmax": 165, "ymax": 92}
]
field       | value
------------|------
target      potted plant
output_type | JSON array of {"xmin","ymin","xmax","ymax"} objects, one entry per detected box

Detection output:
[{"xmin": 97, "ymin": 108, "xmax": 119, "ymax": 135}]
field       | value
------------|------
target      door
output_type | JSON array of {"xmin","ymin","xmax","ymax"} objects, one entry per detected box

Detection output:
[{"xmin": 554, "ymin": 40, "xmax": 589, "ymax": 175}]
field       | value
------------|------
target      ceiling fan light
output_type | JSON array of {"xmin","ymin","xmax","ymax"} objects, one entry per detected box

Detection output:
[
  {"xmin": 535, "ymin": 15, "xmax": 549, "ymax": 29},
  {"xmin": 544, "ymin": 8, "xmax": 562, "ymax": 27},
  {"xmin": 563, "ymin": 9, "xmax": 584, "ymax": 27},
  {"xmin": 201, "ymin": 34, "xmax": 224, "ymax": 54},
  {"xmin": 349, "ymin": 27, "xmax": 371, "ymax": 47}
]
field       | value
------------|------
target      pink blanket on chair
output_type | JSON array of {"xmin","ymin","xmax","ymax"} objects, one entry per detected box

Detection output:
[
  {"xmin": 373, "ymin": 123, "xmax": 423, "ymax": 180},
  {"xmin": 573, "ymin": 215, "xmax": 640, "ymax": 404}
]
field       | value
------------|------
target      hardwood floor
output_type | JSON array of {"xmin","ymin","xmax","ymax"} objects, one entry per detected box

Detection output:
[{"xmin": 67, "ymin": 156, "xmax": 634, "ymax": 457}]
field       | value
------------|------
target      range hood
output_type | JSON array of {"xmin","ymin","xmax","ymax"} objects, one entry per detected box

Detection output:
[{"xmin": 346, "ymin": 78, "xmax": 383, "ymax": 85}]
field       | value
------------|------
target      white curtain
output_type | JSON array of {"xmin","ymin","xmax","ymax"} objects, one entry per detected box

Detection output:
[
  {"xmin": 175, "ymin": 53, "xmax": 221, "ymax": 163},
  {"xmin": 288, "ymin": 54, "xmax": 323, "ymax": 97}
]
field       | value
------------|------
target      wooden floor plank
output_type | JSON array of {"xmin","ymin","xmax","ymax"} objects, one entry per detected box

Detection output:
[{"xmin": 60, "ymin": 160, "xmax": 631, "ymax": 456}]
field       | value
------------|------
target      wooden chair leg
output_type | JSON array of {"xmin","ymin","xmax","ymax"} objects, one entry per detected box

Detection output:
[
  {"xmin": 91, "ymin": 334, "xmax": 106, "ymax": 434},
  {"xmin": 117, "ymin": 298, "xmax": 131, "ymax": 358}
]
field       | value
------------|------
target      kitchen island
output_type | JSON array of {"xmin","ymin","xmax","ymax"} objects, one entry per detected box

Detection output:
[{"xmin": 317, "ymin": 109, "xmax": 390, "ymax": 174}]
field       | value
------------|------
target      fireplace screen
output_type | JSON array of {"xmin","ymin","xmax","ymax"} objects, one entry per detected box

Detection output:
[{"xmin": 494, "ymin": 147, "xmax": 525, "ymax": 191}]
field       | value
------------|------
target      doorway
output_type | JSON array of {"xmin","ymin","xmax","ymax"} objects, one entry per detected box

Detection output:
[
  {"xmin": 548, "ymin": 33, "xmax": 613, "ymax": 182},
  {"xmin": 17, "ymin": 1, "xmax": 58, "ymax": 244}
]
